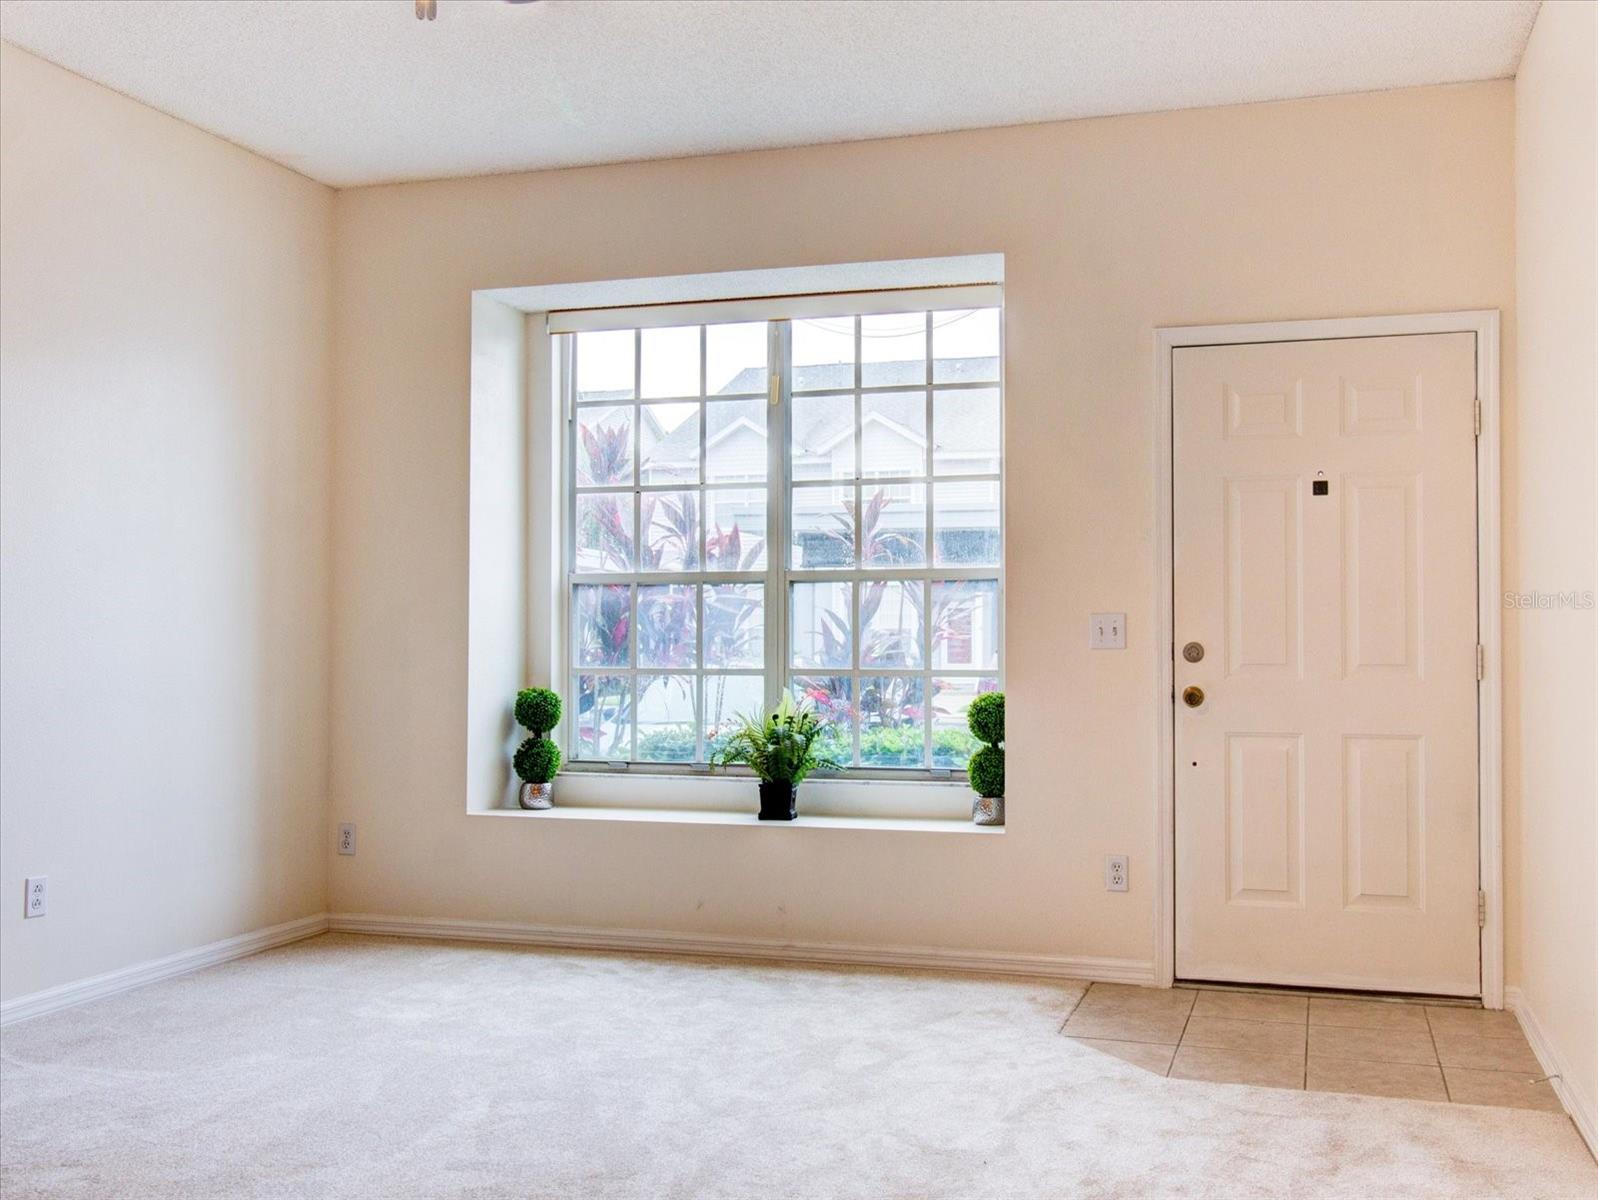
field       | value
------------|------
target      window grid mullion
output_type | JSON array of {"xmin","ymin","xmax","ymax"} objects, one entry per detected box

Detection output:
[
  {"xmin": 787, "ymin": 379, "xmax": 995, "ymax": 399},
  {"xmin": 562, "ymin": 335, "xmax": 577, "ymax": 763},
  {"xmin": 849, "ymin": 583, "xmax": 861, "ymax": 769},
  {"xmin": 631, "ymin": 328, "xmax": 643, "ymax": 580},
  {"xmin": 768, "ymin": 319, "xmax": 790, "ymax": 718},
  {"xmin": 857, "ymin": 666, "xmax": 989, "ymax": 676},
  {"xmin": 694, "ymin": 584, "xmax": 706, "ymax": 764},
  {"xmin": 628, "ymin": 583, "xmax": 639, "ymax": 763},
  {"xmin": 691, "ymin": 327, "xmax": 708, "ymax": 766},
  {"xmin": 629, "ymin": 671, "xmax": 642, "ymax": 763},
  {"xmin": 783, "ymin": 566, "xmax": 1000, "ymax": 584},
  {"xmin": 573, "ymin": 570, "xmax": 762, "ymax": 586},
  {"xmin": 923, "ymin": 313, "xmax": 935, "ymax": 771},
  {"xmin": 577, "ymin": 387, "xmax": 763, "ymax": 403},
  {"xmin": 852, "ymin": 316, "xmax": 863, "ymax": 768},
  {"xmin": 923, "ymin": 579, "xmax": 933, "ymax": 770},
  {"xmin": 575, "ymin": 472, "xmax": 998, "ymax": 498},
  {"xmin": 697, "ymin": 324, "xmax": 707, "ymax": 571}
]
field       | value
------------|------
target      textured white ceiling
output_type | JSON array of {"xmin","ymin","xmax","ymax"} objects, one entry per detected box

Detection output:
[{"xmin": 0, "ymin": 0, "xmax": 1540, "ymax": 188}]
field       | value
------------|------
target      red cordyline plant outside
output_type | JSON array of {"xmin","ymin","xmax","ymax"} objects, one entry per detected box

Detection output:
[
  {"xmin": 575, "ymin": 414, "xmax": 991, "ymax": 766},
  {"xmin": 575, "ymin": 416, "xmax": 769, "ymax": 758}
]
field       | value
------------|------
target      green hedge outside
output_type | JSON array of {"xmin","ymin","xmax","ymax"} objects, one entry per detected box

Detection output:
[{"xmin": 631, "ymin": 725, "xmax": 978, "ymax": 769}]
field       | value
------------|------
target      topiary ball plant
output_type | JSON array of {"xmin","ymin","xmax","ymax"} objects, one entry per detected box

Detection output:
[
  {"xmin": 515, "ymin": 687, "xmax": 562, "ymax": 737},
  {"xmin": 966, "ymin": 690, "xmax": 1005, "ymax": 825},
  {"xmin": 967, "ymin": 691, "xmax": 1004, "ymax": 746},
  {"xmin": 968, "ymin": 744, "xmax": 1005, "ymax": 799},
  {"xmin": 511, "ymin": 687, "xmax": 563, "ymax": 809},
  {"xmin": 514, "ymin": 736, "xmax": 562, "ymax": 785}
]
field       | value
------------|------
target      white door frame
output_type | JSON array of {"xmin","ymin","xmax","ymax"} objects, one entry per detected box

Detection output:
[{"xmin": 1153, "ymin": 311, "xmax": 1503, "ymax": 1007}]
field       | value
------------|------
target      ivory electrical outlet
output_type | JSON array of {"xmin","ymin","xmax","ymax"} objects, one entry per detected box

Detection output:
[
  {"xmin": 337, "ymin": 824, "xmax": 356, "ymax": 856},
  {"xmin": 24, "ymin": 876, "xmax": 47, "ymax": 918},
  {"xmin": 1105, "ymin": 856, "xmax": 1128, "ymax": 892}
]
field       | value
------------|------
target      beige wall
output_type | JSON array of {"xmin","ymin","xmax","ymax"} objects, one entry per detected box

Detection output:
[
  {"xmin": 330, "ymin": 83, "xmax": 1516, "ymax": 969},
  {"xmin": 466, "ymin": 295, "xmax": 528, "ymax": 815},
  {"xmin": 2, "ymin": 20, "xmax": 1581, "ymax": 1126},
  {"xmin": 0, "ymin": 45, "xmax": 335, "ymax": 1000},
  {"xmin": 1512, "ymin": 0, "xmax": 1597, "ymax": 1136}
]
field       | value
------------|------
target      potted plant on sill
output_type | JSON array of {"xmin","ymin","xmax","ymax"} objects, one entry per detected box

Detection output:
[
  {"xmin": 708, "ymin": 695, "xmax": 842, "ymax": 821},
  {"xmin": 966, "ymin": 691, "xmax": 1004, "ymax": 826},
  {"xmin": 513, "ymin": 687, "xmax": 562, "ymax": 810}
]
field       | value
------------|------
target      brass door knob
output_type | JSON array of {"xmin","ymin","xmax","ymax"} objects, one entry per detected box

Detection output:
[{"xmin": 1182, "ymin": 686, "xmax": 1205, "ymax": 708}]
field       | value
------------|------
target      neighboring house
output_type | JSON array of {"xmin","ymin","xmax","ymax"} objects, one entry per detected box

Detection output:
[
  {"xmin": 583, "ymin": 355, "xmax": 1001, "ymax": 754},
  {"xmin": 629, "ymin": 356, "xmax": 1000, "ymax": 568}
]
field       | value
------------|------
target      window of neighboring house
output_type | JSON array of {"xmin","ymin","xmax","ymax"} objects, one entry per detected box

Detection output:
[
  {"xmin": 556, "ymin": 293, "xmax": 1002, "ymax": 777},
  {"xmin": 944, "ymin": 605, "xmax": 975, "ymax": 667}
]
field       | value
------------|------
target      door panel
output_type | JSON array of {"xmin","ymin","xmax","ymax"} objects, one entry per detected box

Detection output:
[
  {"xmin": 1225, "ymin": 477, "xmax": 1302, "ymax": 676},
  {"xmin": 1343, "ymin": 735, "xmax": 1422, "ymax": 909},
  {"xmin": 1225, "ymin": 732, "xmax": 1303, "ymax": 904},
  {"xmin": 1174, "ymin": 333, "xmax": 1479, "ymax": 996}
]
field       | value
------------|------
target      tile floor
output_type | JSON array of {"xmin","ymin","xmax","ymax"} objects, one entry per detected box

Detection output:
[{"xmin": 1062, "ymin": 983, "xmax": 1563, "ymax": 1112}]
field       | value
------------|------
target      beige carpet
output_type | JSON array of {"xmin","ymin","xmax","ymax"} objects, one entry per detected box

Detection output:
[{"xmin": 1, "ymin": 934, "xmax": 1593, "ymax": 1199}]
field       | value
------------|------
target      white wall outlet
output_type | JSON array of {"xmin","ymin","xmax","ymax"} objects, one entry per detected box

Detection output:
[
  {"xmin": 1090, "ymin": 613, "xmax": 1126, "ymax": 649},
  {"xmin": 1105, "ymin": 855, "xmax": 1128, "ymax": 892},
  {"xmin": 24, "ymin": 876, "xmax": 47, "ymax": 918},
  {"xmin": 337, "ymin": 823, "xmax": 356, "ymax": 856}
]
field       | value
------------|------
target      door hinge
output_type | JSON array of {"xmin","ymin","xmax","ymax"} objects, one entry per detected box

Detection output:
[
  {"xmin": 1474, "ymin": 398, "xmax": 1482, "ymax": 437},
  {"xmin": 1477, "ymin": 644, "xmax": 1486, "ymax": 681},
  {"xmin": 1478, "ymin": 889, "xmax": 1488, "ymax": 928}
]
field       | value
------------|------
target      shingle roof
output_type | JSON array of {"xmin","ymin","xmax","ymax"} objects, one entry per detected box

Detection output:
[
  {"xmin": 720, "ymin": 356, "xmax": 999, "ymax": 393},
  {"xmin": 633, "ymin": 358, "xmax": 999, "ymax": 467}
]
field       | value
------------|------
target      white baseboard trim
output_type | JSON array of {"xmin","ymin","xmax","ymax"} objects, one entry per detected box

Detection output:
[
  {"xmin": 0, "ymin": 913, "xmax": 330, "ymax": 1026},
  {"xmin": 326, "ymin": 912, "xmax": 1157, "ymax": 985},
  {"xmin": 1506, "ymin": 986, "xmax": 1597, "ymax": 1157},
  {"xmin": 0, "ymin": 911, "xmax": 1155, "ymax": 1026}
]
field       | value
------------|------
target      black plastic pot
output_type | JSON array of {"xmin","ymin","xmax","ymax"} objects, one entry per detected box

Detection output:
[{"xmin": 758, "ymin": 780, "xmax": 798, "ymax": 821}]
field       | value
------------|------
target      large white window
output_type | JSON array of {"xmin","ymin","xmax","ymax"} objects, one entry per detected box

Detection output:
[{"xmin": 555, "ymin": 289, "xmax": 1001, "ymax": 777}]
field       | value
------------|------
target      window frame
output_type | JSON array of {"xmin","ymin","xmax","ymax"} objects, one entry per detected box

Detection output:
[{"xmin": 554, "ymin": 288, "xmax": 1003, "ymax": 782}]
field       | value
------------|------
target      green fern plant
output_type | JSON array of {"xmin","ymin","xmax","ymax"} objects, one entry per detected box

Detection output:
[{"xmin": 707, "ymin": 695, "xmax": 844, "ymax": 785}]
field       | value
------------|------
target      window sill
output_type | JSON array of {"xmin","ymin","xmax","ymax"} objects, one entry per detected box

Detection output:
[
  {"xmin": 473, "ymin": 805, "xmax": 1002, "ymax": 835},
  {"xmin": 482, "ymin": 769, "xmax": 979, "ymax": 824}
]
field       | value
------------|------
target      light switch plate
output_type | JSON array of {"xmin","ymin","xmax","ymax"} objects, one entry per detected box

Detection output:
[{"xmin": 1090, "ymin": 613, "xmax": 1126, "ymax": 649}]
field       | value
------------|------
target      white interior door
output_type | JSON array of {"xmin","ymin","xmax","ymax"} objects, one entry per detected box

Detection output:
[{"xmin": 1173, "ymin": 332, "xmax": 1480, "ymax": 996}]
